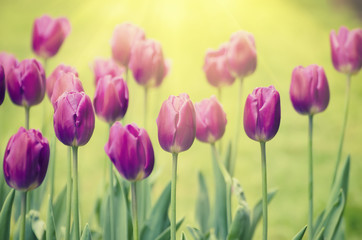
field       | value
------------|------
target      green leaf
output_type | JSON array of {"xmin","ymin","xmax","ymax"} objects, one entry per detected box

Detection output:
[
  {"xmin": 155, "ymin": 217, "xmax": 185, "ymax": 240},
  {"xmin": 224, "ymin": 141, "xmax": 232, "ymax": 174},
  {"xmin": 292, "ymin": 225, "xmax": 307, "ymax": 240},
  {"xmin": 80, "ymin": 224, "xmax": 92, "ymax": 240},
  {"xmin": 328, "ymin": 156, "xmax": 350, "ymax": 209},
  {"xmin": 323, "ymin": 191, "xmax": 346, "ymax": 239},
  {"xmin": 0, "ymin": 149, "xmax": 11, "ymax": 211},
  {"xmin": 313, "ymin": 210, "xmax": 325, "ymax": 230},
  {"xmin": 333, "ymin": 218, "xmax": 345, "ymax": 240},
  {"xmin": 195, "ymin": 172, "xmax": 210, "ymax": 234},
  {"xmin": 0, "ymin": 189, "xmax": 15, "ymax": 240},
  {"xmin": 314, "ymin": 227, "xmax": 324, "ymax": 240},
  {"xmin": 46, "ymin": 197, "xmax": 56, "ymax": 240},
  {"xmin": 136, "ymin": 179, "xmax": 151, "ymax": 229},
  {"xmin": 53, "ymin": 185, "xmax": 67, "ymax": 240},
  {"xmin": 227, "ymin": 206, "xmax": 250, "ymax": 240},
  {"xmin": 13, "ymin": 210, "xmax": 44, "ymax": 240},
  {"xmin": 187, "ymin": 227, "xmax": 204, "ymax": 240},
  {"xmin": 181, "ymin": 232, "xmax": 187, "ymax": 240}
]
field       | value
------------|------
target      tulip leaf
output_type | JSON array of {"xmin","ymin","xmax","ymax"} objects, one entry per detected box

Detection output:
[
  {"xmin": 328, "ymin": 155, "xmax": 350, "ymax": 209},
  {"xmin": 333, "ymin": 218, "xmax": 346, "ymax": 240},
  {"xmin": 181, "ymin": 232, "xmax": 188, "ymax": 240},
  {"xmin": 154, "ymin": 217, "xmax": 184, "ymax": 240},
  {"xmin": 13, "ymin": 210, "xmax": 44, "ymax": 240},
  {"xmin": 223, "ymin": 141, "xmax": 232, "ymax": 175},
  {"xmin": 195, "ymin": 172, "xmax": 210, "ymax": 234},
  {"xmin": 187, "ymin": 227, "xmax": 204, "ymax": 240},
  {"xmin": 80, "ymin": 224, "xmax": 92, "ymax": 240},
  {"xmin": 227, "ymin": 206, "xmax": 250, "ymax": 240},
  {"xmin": 0, "ymin": 151, "xmax": 11, "ymax": 211},
  {"xmin": 136, "ymin": 179, "xmax": 151, "ymax": 229},
  {"xmin": 53, "ymin": 185, "xmax": 67, "ymax": 240},
  {"xmin": 0, "ymin": 189, "xmax": 15, "ymax": 240},
  {"xmin": 46, "ymin": 196, "xmax": 56, "ymax": 240},
  {"xmin": 292, "ymin": 225, "xmax": 307, "ymax": 240}
]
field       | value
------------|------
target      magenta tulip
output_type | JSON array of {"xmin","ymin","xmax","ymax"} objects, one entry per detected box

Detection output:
[
  {"xmin": 47, "ymin": 64, "xmax": 78, "ymax": 99},
  {"xmin": 0, "ymin": 66, "xmax": 5, "ymax": 105},
  {"xmin": 50, "ymin": 72, "xmax": 84, "ymax": 107},
  {"xmin": 93, "ymin": 58, "xmax": 124, "ymax": 85},
  {"xmin": 0, "ymin": 52, "xmax": 18, "ymax": 79}
]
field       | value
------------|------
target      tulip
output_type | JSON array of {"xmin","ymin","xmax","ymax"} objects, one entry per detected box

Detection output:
[
  {"xmin": 50, "ymin": 72, "xmax": 84, "ymax": 107},
  {"xmin": 92, "ymin": 58, "xmax": 124, "ymax": 85},
  {"xmin": 32, "ymin": 15, "xmax": 71, "ymax": 59},
  {"xmin": 195, "ymin": 96, "xmax": 227, "ymax": 143},
  {"xmin": 53, "ymin": 91, "xmax": 95, "ymax": 147},
  {"xmin": 47, "ymin": 64, "xmax": 78, "ymax": 98},
  {"xmin": 227, "ymin": 31, "xmax": 257, "ymax": 79},
  {"xmin": 111, "ymin": 23, "xmax": 145, "ymax": 67},
  {"xmin": 0, "ymin": 66, "xmax": 4, "ymax": 105},
  {"xmin": 204, "ymin": 43, "xmax": 235, "ymax": 88},
  {"xmin": 0, "ymin": 52, "xmax": 18, "ymax": 79},
  {"xmin": 290, "ymin": 65, "xmax": 330, "ymax": 115},
  {"xmin": 330, "ymin": 26, "xmax": 362, "ymax": 75},
  {"xmin": 93, "ymin": 75, "xmax": 129, "ymax": 123}
]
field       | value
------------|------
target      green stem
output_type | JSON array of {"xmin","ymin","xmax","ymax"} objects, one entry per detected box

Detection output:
[
  {"xmin": 171, "ymin": 153, "xmax": 178, "ymax": 240},
  {"xmin": 25, "ymin": 106, "xmax": 30, "ymax": 130},
  {"xmin": 144, "ymin": 87, "xmax": 148, "ymax": 129},
  {"xmin": 109, "ymin": 158, "xmax": 115, "ymax": 240},
  {"xmin": 260, "ymin": 141, "xmax": 268, "ymax": 240},
  {"xmin": 50, "ymin": 134, "xmax": 56, "ymax": 201},
  {"xmin": 125, "ymin": 67, "xmax": 129, "ymax": 83},
  {"xmin": 20, "ymin": 191, "xmax": 27, "ymax": 240},
  {"xmin": 131, "ymin": 182, "xmax": 139, "ymax": 240},
  {"xmin": 217, "ymin": 87, "xmax": 223, "ymax": 153},
  {"xmin": 333, "ymin": 74, "xmax": 351, "ymax": 184},
  {"xmin": 65, "ymin": 147, "xmax": 72, "ymax": 240},
  {"xmin": 72, "ymin": 146, "xmax": 80, "ymax": 240},
  {"xmin": 308, "ymin": 114, "xmax": 314, "ymax": 239}
]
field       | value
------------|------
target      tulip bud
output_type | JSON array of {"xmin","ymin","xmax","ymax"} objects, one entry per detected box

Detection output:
[
  {"xmin": 195, "ymin": 96, "xmax": 227, "ymax": 143},
  {"xmin": 157, "ymin": 93, "xmax": 196, "ymax": 153},
  {"xmin": 0, "ymin": 52, "xmax": 18, "ymax": 79},
  {"xmin": 290, "ymin": 65, "xmax": 330, "ymax": 115},
  {"xmin": 244, "ymin": 86, "xmax": 281, "ymax": 142},
  {"xmin": 105, "ymin": 122, "xmax": 154, "ymax": 181},
  {"xmin": 330, "ymin": 26, "xmax": 362, "ymax": 75},
  {"xmin": 53, "ymin": 91, "xmax": 95, "ymax": 147},
  {"xmin": 111, "ymin": 23, "xmax": 146, "ymax": 67},
  {"xmin": 129, "ymin": 39, "xmax": 169, "ymax": 88},
  {"xmin": 6, "ymin": 59, "xmax": 46, "ymax": 107},
  {"xmin": 47, "ymin": 64, "xmax": 78, "ymax": 99},
  {"xmin": 203, "ymin": 43, "xmax": 235, "ymax": 87},
  {"xmin": 32, "ymin": 15, "xmax": 71, "ymax": 59},
  {"xmin": 3, "ymin": 127, "xmax": 50, "ymax": 191},
  {"xmin": 93, "ymin": 58, "xmax": 124, "ymax": 85},
  {"xmin": 227, "ymin": 31, "xmax": 257, "ymax": 78},
  {"xmin": 93, "ymin": 75, "xmax": 129, "ymax": 123},
  {"xmin": 50, "ymin": 72, "xmax": 84, "ymax": 107},
  {"xmin": 0, "ymin": 66, "xmax": 4, "ymax": 105}
]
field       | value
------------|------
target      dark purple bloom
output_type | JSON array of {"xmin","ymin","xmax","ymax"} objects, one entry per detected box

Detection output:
[
  {"xmin": 3, "ymin": 127, "xmax": 50, "ymax": 191},
  {"xmin": 47, "ymin": 64, "xmax": 78, "ymax": 99},
  {"xmin": 244, "ymin": 86, "xmax": 281, "ymax": 142},
  {"xmin": 93, "ymin": 58, "xmax": 124, "ymax": 85},
  {"xmin": 0, "ymin": 66, "xmax": 5, "ymax": 105},
  {"xmin": 105, "ymin": 122, "xmax": 154, "ymax": 181},
  {"xmin": 50, "ymin": 72, "xmax": 84, "ymax": 107}
]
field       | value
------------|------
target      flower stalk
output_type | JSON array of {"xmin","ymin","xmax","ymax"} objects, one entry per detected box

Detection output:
[
  {"xmin": 260, "ymin": 141, "xmax": 268, "ymax": 240},
  {"xmin": 308, "ymin": 114, "xmax": 314, "ymax": 239},
  {"xmin": 131, "ymin": 182, "xmax": 139, "ymax": 240},
  {"xmin": 72, "ymin": 146, "xmax": 80, "ymax": 240},
  {"xmin": 171, "ymin": 152, "xmax": 178, "ymax": 240}
]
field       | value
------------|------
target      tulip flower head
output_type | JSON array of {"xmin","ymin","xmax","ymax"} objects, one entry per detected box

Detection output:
[
  {"xmin": 195, "ymin": 96, "xmax": 227, "ymax": 143},
  {"xmin": 93, "ymin": 75, "xmax": 129, "ymax": 123},
  {"xmin": 32, "ymin": 15, "xmax": 71, "ymax": 59},
  {"xmin": 47, "ymin": 64, "xmax": 78, "ymax": 99},
  {"xmin": 50, "ymin": 72, "xmax": 84, "ymax": 107},
  {"xmin": 0, "ymin": 52, "xmax": 18, "ymax": 79},
  {"xmin": 3, "ymin": 127, "xmax": 50, "ymax": 191},
  {"xmin": 157, "ymin": 93, "xmax": 196, "ymax": 153},
  {"xmin": 330, "ymin": 26, "xmax": 362, "ymax": 75},
  {"xmin": 53, "ymin": 91, "xmax": 95, "ymax": 147},
  {"xmin": 105, "ymin": 122, "xmax": 154, "ymax": 181},
  {"xmin": 290, "ymin": 65, "xmax": 330, "ymax": 115},
  {"xmin": 244, "ymin": 86, "xmax": 280, "ymax": 142},
  {"xmin": 0, "ymin": 66, "xmax": 4, "ymax": 105},
  {"xmin": 203, "ymin": 43, "xmax": 235, "ymax": 88},
  {"xmin": 93, "ymin": 58, "xmax": 124, "ymax": 85}
]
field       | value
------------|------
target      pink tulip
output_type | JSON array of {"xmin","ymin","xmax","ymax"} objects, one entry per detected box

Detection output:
[
  {"xmin": 47, "ymin": 64, "xmax": 78, "ymax": 99},
  {"xmin": 93, "ymin": 58, "xmax": 124, "ymax": 85},
  {"xmin": 50, "ymin": 72, "xmax": 84, "ymax": 107},
  {"xmin": 0, "ymin": 52, "xmax": 18, "ymax": 79}
]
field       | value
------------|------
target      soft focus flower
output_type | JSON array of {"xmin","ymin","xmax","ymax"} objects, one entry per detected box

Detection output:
[
  {"xmin": 47, "ymin": 64, "xmax": 78, "ymax": 98},
  {"xmin": 111, "ymin": 23, "xmax": 145, "ymax": 67},
  {"xmin": 50, "ymin": 72, "xmax": 84, "ymax": 107},
  {"xmin": 290, "ymin": 65, "xmax": 330, "ymax": 115},
  {"xmin": 203, "ymin": 43, "xmax": 235, "ymax": 88},
  {"xmin": 157, "ymin": 93, "xmax": 196, "ymax": 153},
  {"xmin": 330, "ymin": 26, "xmax": 362, "ymax": 75},
  {"xmin": 244, "ymin": 86, "xmax": 280, "ymax": 142},
  {"xmin": 93, "ymin": 58, "xmax": 124, "ymax": 85},
  {"xmin": 0, "ymin": 66, "xmax": 5, "ymax": 105},
  {"xmin": 94, "ymin": 75, "xmax": 129, "ymax": 123},
  {"xmin": 6, "ymin": 59, "xmax": 45, "ymax": 107},
  {"xmin": 53, "ymin": 91, "xmax": 95, "ymax": 147},
  {"xmin": 3, "ymin": 127, "xmax": 49, "ymax": 191},
  {"xmin": 129, "ymin": 39, "xmax": 169, "ymax": 88},
  {"xmin": 32, "ymin": 15, "xmax": 71, "ymax": 59},
  {"xmin": 105, "ymin": 122, "xmax": 154, "ymax": 181},
  {"xmin": 195, "ymin": 96, "xmax": 227, "ymax": 143},
  {"xmin": 0, "ymin": 52, "xmax": 18, "ymax": 79},
  {"xmin": 227, "ymin": 31, "xmax": 257, "ymax": 78}
]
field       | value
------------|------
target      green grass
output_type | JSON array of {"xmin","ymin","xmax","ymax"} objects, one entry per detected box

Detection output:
[{"xmin": 0, "ymin": 0, "xmax": 362, "ymax": 239}]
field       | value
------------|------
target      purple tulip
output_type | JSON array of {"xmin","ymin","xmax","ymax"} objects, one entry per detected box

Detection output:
[
  {"xmin": 227, "ymin": 31, "xmax": 257, "ymax": 78},
  {"xmin": 32, "ymin": 15, "xmax": 71, "ymax": 59},
  {"xmin": 50, "ymin": 72, "xmax": 84, "ymax": 107},
  {"xmin": 111, "ymin": 23, "xmax": 146, "ymax": 67},
  {"xmin": 3, "ymin": 127, "xmax": 50, "ymax": 191},
  {"xmin": 330, "ymin": 26, "xmax": 362, "ymax": 75},
  {"xmin": 129, "ymin": 39, "xmax": 170, "ymax": 88},
  {"xmin": 195, "ymin": 96, "xmax": 227, "ymax": 143},
  {"xmin": 157, "ymin": 93, "xmax": 196, "ymax": 153},
  {"xmin": 0, "ymin": 66, "xmax": 4, "ymax": 105},
  {"xmin": 244, "ymin": 86, "xmax": 280, "ymax": 142},
  {"xmin": 203, "ymin": 43, "xmax": 235, "ymax": 88},
  {"xmin": 93, "ymin": 58, "xmax": 124, "ymax": 85},
  {"xmin": 6, "ymin": 59, "xmax": 45, "ymax": 107},
  {"xmin": 105, "ymin": 122, "xmax": 154, "ymax": 181},
  {"xmin": 290, "ymin": 65, "xmax": 330, "ymax": 115},
  {"xmin": 47, "ymin": 64, "xmax": 78, "ymax": 99},
  {"xmin": 53, "ymin": 91, "xmax": 95, "ymax": 147},
  {"xmin": 0, "ymin": 52, "xmax": 18, "ymax": 79}
]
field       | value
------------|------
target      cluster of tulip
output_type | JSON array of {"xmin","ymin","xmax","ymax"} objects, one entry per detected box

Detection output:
[{"xmin": 0, "ymin": 11, "xmax": 361, "ymax": 240}]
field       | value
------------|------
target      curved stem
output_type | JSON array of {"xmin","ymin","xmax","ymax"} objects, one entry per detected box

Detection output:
[
  {"xmin": 308, "ymin": 115, "xmax": 314, "ymax": 239},
  {"xmin": 260, "ymin": 141, "xmax": 268, "ymax": 240},
  {"xmin": 65, "ymin": 147, "xmax": 72, "ymax": 240},
  {"xmin": 25, "ymin": 106, "xmax": 30, "ymax": 130},
  {"xmin": 144, "ymin": 87, "xmax": 148, "ymax": 129},
  {"xmin": 72, "ymin": 146, "xmax": 80, "ymax": 240},
  {"xmin": 171, "ymin": 153, "xmax": 178, "ymax": 240},
  {"xmin": 20, "ymin": 191, "xmax": 27, "ymax": 240},
  {"xmin": 131, "ymin": 182, "xmax": 139, "ymax": 240}
]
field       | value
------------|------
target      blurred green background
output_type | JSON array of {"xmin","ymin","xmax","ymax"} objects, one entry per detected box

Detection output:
[{"xmin": 1, "ymin": 0, "xmax": 362, "ymax": 239}]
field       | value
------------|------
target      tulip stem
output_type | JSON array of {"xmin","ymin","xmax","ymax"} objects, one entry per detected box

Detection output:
[
  {"xmin": 50, "ymin": 135, "xmax": 57, "ymax": 201},
  {"xmin": 72, "ymin": 146, "xmax": 80, "ymax": 240},
  {"xmin": 131, "ymin": 182, "xmax": 139, "ymax": 240},
  {"xmin": 171, "ymin": 152, "xmax": 178, "ymax": 240},
  {"xmin": 217, "ymin": 88, "xmax": 223, "ymax": 153},
  {"xmin": 144, "ymin": 87, "xmax": 148, "ymax": 129},
  {"xmin": 125, "ymin": 67, "xmax": 129, "ymax": 83},
  {"xmin": 65, "ymin": 147, "xmax": 72, "ymax": 240},
  {"xmin": 260, "ymin": 141, "xmax": 268, "ymax": 240},
  {"xmin": 333, "ymin": 74, "xmax": 351, "ymax": 184},
  {"xmin": 109, "ymin": 161, "xmax": 115, "ymax": 240},
  {"xmin": 25, "ymin": 106, "xmax": 30, "ymax": 130},
  {"xmin": 20, "ymin": 191, "xmax": 27, "ymax": 240},
  {"xmin": 308, "ymin": 114, "xmax": 314, "ymax": 239}
]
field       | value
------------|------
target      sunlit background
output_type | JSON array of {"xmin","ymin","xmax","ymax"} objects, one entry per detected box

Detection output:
[{"xmin": 1, "ymin": 0, "xmax": 362, "ymax": 239}]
